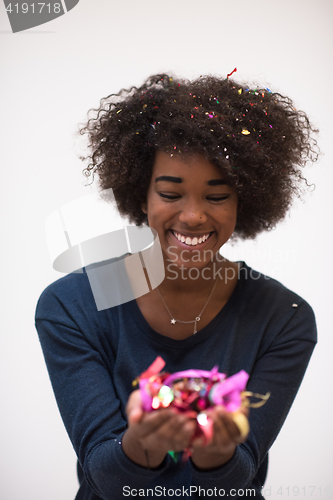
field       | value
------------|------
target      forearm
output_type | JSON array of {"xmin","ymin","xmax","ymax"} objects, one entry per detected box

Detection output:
[
  {"xmin": 84, "ymin": 433, "xmax": 171, "ymax": 498},
  {"xmin": 190, "ymin": 443, "xmax": 256, "ymax": 492},
  {"xmin": 190, "ymin": 445, "xmax": 236, "ymax": 470},
  {"xmin": 122, "ymin": 428, "xmax": 167, "ymax": 469}
]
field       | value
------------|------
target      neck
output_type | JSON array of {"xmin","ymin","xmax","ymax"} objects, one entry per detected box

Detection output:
[{"xmin": 160, "ymin": 254, "xmax": 230, "ymax": 294}]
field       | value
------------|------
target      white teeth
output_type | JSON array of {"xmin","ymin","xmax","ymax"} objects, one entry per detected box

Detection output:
[{"xmin": 173, "ymin": 231, "xmax": 211, "ymax": 246}]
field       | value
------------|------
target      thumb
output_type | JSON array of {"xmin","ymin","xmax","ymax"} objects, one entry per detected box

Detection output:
[
  {"xmin": 231, "ymin": 411, "xmax": 250, "ymax": 440},
  {"xmin": 126, "ymin": 389, "xmax": 144, "ymax": 426}
]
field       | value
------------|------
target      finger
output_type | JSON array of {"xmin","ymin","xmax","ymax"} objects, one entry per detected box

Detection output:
[
  {"xmin": 212, "ymin": 408, "xmax": 230, "ymax": 445},
  {"xmin": 132, "ymin": 409, "xmax": 178, "ymax": 441},
  {"xmin": 142, "ymin": 414, "xmax": 196, "ymax": 452},
  {"xmin": 191, "ymin": 436, "xmax": 205, "ymax": 448},
  {"xmin": 126, "ymin": 390, "xmax": 173, "ymax": 432},
  {"xmin": 231, "ymin": 411, "xmax": 250, "ymax": 441},
  {"xmin": 126, "ymin": 390, "xmax": 144, "ymax": 425},
  {"xmin": 216, "ymin": 408, "xmax": 249, "ymax": 443},
  {"xmin": 199, "ymin": 407, "xmax": 239, "ymax": 447}
]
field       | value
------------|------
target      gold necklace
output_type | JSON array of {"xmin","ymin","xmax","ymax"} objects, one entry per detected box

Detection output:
[{"xmin": 156, "ymin": 279, "xmax": 218, "ymax": 335}]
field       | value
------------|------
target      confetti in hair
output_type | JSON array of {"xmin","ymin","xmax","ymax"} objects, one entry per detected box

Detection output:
[
  {"xmin": 227, "ymin": 68, "xmax": 237, "ymax": 79},
  {"xmin": 81, "ymin": 72, "xmax": 320, "ymax": 240}
]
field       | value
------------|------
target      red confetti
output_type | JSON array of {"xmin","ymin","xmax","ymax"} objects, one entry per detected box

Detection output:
[
  {"xmin": 139, "ymin": 356, "xmax": 165, "ymax": 379},
  {"xmin": 227, "ymin": 68, "xmax": 237, "ymax": 79}
]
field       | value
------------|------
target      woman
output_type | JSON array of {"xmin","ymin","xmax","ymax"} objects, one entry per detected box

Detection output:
[{"xmin": 35, "ymin": 73, "xmax": 318, "ymax": 499}]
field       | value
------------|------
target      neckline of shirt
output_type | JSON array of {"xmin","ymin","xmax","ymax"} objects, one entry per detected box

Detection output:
[{"xmin": 126, "ymin": 261, "xmax": 249, "ymax": 348}]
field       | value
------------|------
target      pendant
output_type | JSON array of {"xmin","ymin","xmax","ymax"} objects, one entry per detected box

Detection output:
[{"xmin": 170, "ymin": 319, "xmax": 176, "ymax": 325}]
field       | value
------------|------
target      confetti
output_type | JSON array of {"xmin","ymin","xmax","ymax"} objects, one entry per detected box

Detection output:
[
  {"xmin": 238, "ymin": 88, "xmax": 242, "ymax": 95},
  {"xmin": 134, "ymin": 357, "xmax": 269, "ymax": 459},
  {"xmin": 241, "ymin": 129, "xmax": 251, "ymax": 135},
  {"xmin": 227, "ymin": 67, "xmax": 237, "ymax": 79}
]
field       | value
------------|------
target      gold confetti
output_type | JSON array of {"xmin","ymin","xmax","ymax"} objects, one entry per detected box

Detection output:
[
  {"xmin": 238, "ymin": 88, "xmax": 242, "ymax": 95},
  {"xmin": 241, "ymin": 129, "xmax": 250, "ymax": 135}
]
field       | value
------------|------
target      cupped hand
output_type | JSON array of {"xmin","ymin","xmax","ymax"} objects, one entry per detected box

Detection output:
[
  {"xmin": 122, "ymin": 389, "xmax": 196, "ymax": 468},
  {"xmin": 190, "ymin": 406, "xmax": 249, "ymax": 470}
]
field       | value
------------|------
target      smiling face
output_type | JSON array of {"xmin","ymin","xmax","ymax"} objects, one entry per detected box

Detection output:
[{"xmin": 142, "ymin": 151, "xmax": 238, "ymax": 271}]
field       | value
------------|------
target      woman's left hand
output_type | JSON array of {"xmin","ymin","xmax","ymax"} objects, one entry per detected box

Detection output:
[{"xmin": 190, "ymin": 406, "xmax": 249, "ymax": 470}]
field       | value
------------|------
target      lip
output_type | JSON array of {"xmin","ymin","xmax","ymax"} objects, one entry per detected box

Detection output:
[{"xmin": 168, "ymin": 229, "xmax": 214, "ymax": 249}]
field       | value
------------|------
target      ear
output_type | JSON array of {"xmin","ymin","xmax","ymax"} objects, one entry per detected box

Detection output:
[{"xmin": 141, "ymin": 203, "xmax": 147, "ymax": 214}]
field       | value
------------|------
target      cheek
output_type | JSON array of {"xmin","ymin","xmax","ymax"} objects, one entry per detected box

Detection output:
[
  {"xmin": 146, "ymin": 202, "xmax": 169, "ymax": 228},
  {"xmin": 217, "ymin": 204, "xmax": 238, "ymax": 237},
  {"xmin": 216, "ymin": 202, "xmax": 237, "ymax": 222},
  {"xmin": 226, "ymin": 198, "xmax": 238, "ymax": 223}
]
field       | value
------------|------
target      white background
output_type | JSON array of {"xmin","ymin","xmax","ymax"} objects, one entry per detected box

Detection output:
[{"xmin": 1, "ymin": 1, "xmax": 332, "ymax": 499}]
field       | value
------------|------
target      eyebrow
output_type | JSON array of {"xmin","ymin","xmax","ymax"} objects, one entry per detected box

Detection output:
[
  {"xmin": 155, "ymin": 176, "xmax": 227, "ymax": 186},
  {"xmin": 207, "ymin": 179, "xmax": 227, "ymax": 186},
  {"xmin": 155, "ymin": 176, "xmax": 182, "ymax": 183}
]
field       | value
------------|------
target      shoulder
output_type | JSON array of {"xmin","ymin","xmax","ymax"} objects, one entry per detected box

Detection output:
[
  {"xmin": 239, "ymin": 262, "xmax": 313, "ymax": 310},
  {"xmin": 35, "ymin": 269, "xmax": 95, "ymax": 324},
  {"xmin": 35, "ymin": 254, "xmax": 130, "ymax": 322},
  {"xmin": 238, "ymin": 263, "xmax": 317, "ymax": 343}
]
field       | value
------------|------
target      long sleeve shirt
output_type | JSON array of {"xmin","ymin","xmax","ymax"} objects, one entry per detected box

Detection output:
[{"xmin": 35, "ymin": 262, "xmax": 317, "ymax": 499}]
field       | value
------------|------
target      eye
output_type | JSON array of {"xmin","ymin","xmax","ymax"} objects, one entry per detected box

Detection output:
[
  {"xmin": 206, "ymin": 195, "xmax": 230, "ymax": 202},
  {"xmin": 158, "ymin": 193, "xmax": 181, "ymax": 200}
]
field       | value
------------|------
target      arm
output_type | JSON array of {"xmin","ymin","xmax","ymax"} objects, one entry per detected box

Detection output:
[
  {"xmin": 35, "ymin": 286, "xmax": 178, "ymax": 499},
  {"xmin": 189, "ymin": 300, "xmax": 316, "ymax": 491}
]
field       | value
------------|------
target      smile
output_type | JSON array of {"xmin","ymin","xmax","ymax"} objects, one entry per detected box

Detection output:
[{"xmin": 171, "ymin": 230, "xmax": 212, "ymax": 247}]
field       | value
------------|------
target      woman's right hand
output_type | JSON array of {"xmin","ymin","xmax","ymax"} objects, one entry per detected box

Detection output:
[{"xmin": 121, "ymin": 389, "xmax": 196, "ymax": 468}]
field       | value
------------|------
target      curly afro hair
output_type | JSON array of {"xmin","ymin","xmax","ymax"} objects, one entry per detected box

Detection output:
[{"xmin": 80, "ymin": 73, "xmax": 319, "ymax": 239}]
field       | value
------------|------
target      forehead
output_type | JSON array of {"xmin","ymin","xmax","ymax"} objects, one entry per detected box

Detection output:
[{"xmin": 152, "ymin": 151, "xmax": 225, "ymax": 181}]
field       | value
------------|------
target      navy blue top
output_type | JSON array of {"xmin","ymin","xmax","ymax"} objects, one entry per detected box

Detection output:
[{"xmin": 35, "ymin": 263, "xmax": 317, "ymax": 499}]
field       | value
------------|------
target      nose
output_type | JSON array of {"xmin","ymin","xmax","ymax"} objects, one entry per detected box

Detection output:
[{"xmin": 178, "ymin": 200, "xmax": 207, "ymax": 226}]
